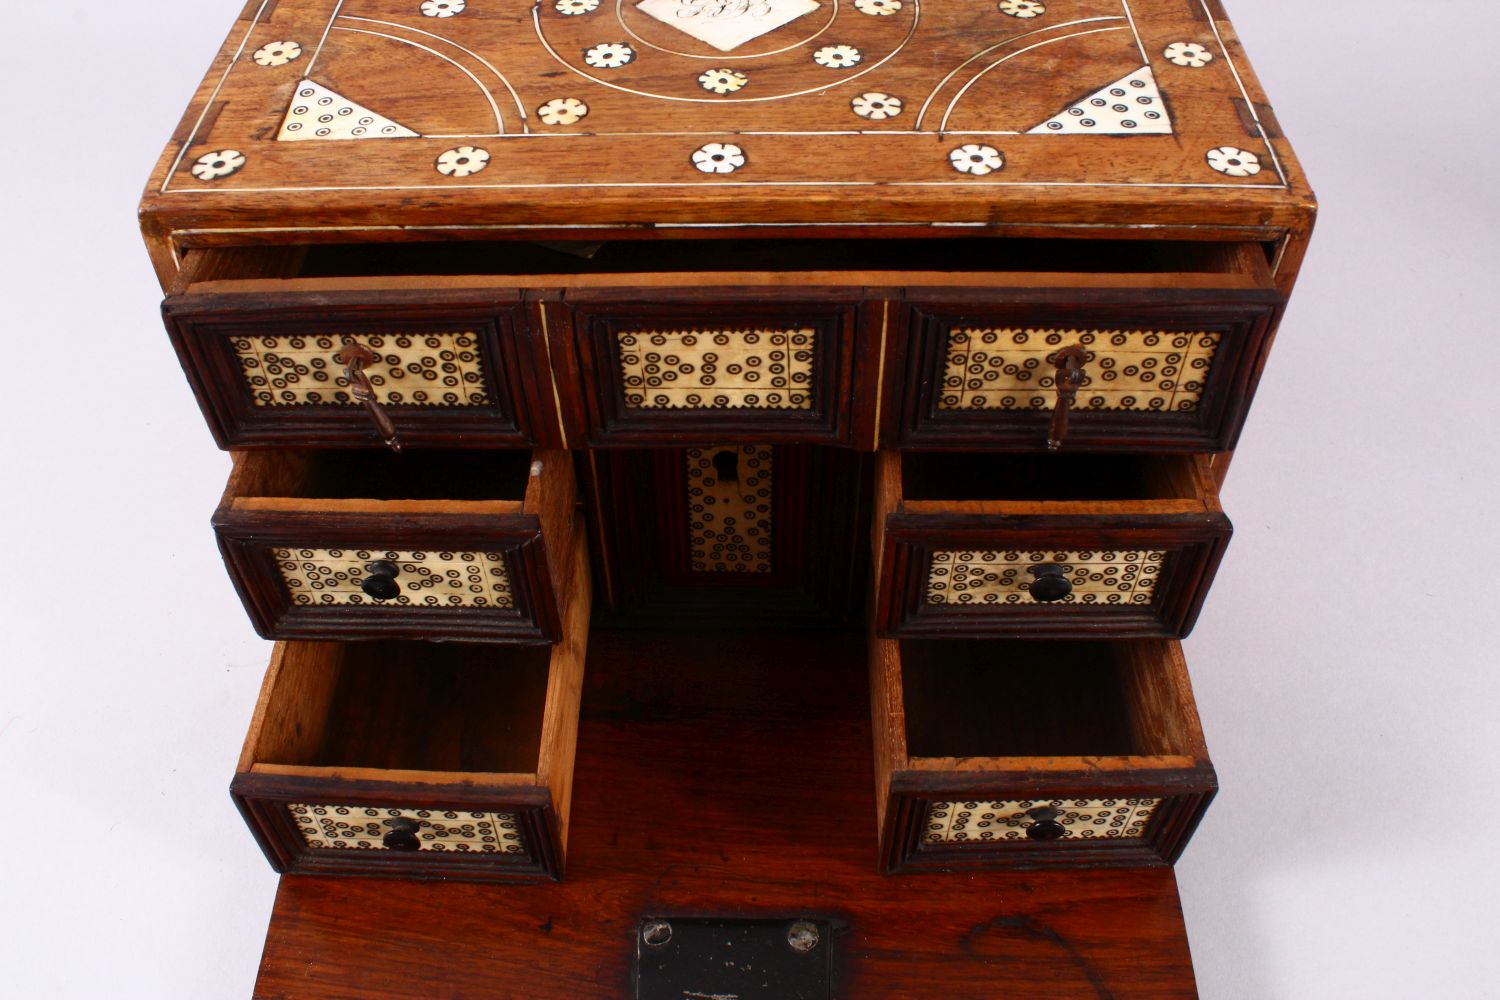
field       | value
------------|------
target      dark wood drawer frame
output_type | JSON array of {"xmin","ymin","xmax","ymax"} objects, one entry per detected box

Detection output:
[
  {"xmin": 874, "ymin": 453, "xmax": 1232, "ymax": 639},
  {"xmin": 871, "ymin": 636, "xmax": 1217, "ymax": 874},
  {"xmin": 213, "ymin": 449, "xmax": 575, "ymax": 643},
  {"xmin": 563, "ymin": 287, "xmax": 870, "ymax": 447}
]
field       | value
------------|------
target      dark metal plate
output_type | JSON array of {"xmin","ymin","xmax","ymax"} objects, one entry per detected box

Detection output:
[{"xmin": 636, "ymin": 917, "xmax": 833, "ymax": 1000}]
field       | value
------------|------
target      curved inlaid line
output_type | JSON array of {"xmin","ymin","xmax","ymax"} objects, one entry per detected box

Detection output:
[
  {"xmin": 340, "ymin": 16, "xmax": 530, "ymax": 131},
  {"xmin": 613, "ymin": 0, "xmax": 840, "ymax": 61},
  {"xmin": 914, "ymin": 17, "xmax": 1125, "ymax": 130},
  {"xmin": 532, "ymin": 0, "xmax": 919, "ymax": 104},
  {"xmin": 937, "ymin": 26, "xmax": 1128, "ymax": 133},
  {"xmin": 331, "ymin": 27, "xmax": 505, "ymax": 134}
]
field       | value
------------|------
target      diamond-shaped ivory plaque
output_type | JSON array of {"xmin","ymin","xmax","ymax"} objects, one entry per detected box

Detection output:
[{"xmin": 635, "ymin": 0, "xmax": 822, "ymax": 53}]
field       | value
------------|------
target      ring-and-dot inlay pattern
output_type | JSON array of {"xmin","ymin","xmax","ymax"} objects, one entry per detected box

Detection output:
[
  {"xmin": 925, "ymin": 799, "xmax": 1161, "ymax": 844},
  {"xmin": 617, "ymin": 328, "xmax": 814, "ymax": 409},
  {"xmin": 938, "ymin": 328, "xmax": 1222, "ymax": 413},
  {"xmin": 927, "ymin": 550, "xmax": 1165, "ymax": 606},
  {"xmin": 274, "ymin": 549, "xmax": 515, "ymax": 608},
  {"xmin": 687, "ymin": 445, "xmax": 774, "ymax": 574},
  {"xmin": 232, "ymin": 332, "xmax": 490, "ymax": 407},
  {"xmin": 289, "ymin": 805, "xmax": 525, "ymax": 853}
]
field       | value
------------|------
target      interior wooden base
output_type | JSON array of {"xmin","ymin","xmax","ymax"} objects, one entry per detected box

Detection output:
[{"xmin": 252, "ymin": 629, "xmax": 1199, "ymax": 998}]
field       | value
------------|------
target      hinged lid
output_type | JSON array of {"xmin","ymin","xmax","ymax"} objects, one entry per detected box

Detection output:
[{"xmin": 140, "ymin": 0, "xmax": 1313, "ymax": 247}]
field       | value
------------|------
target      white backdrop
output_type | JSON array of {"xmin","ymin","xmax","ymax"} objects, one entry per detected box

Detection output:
[{"xmin": 2, "ymin": 1, "xmax": 1496, "ymax": 996}]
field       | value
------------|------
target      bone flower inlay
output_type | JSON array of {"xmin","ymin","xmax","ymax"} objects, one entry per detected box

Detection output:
[{"xmin": 635, "ymin": 0, "xmax": 823, "ymax": 53}]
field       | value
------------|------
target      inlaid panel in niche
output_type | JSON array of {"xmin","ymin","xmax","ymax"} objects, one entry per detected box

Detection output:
[
  {"xmin": 617, "ymin": 329, "xmax": 815, "ymax": 410},
  {"xmin": 288, "ymin": 804, "xmax": 525, "ymax": 854},
  {"xmin": 232, "ymin": 332, "xmax": 489, "ymax": 407},
  {"xmin": 686, "ymin": 446, "xmax": 773, "ymax": 574},
  {"xmin": 938, "ymin": 329, "xmax": 1221, "ymax": 413},
  {"xmin": 924, "ymin": 799, "xmax": 1161, "ymax": 844},
  {"xmin": 273, "ymin": 548, "xmax": 514, "ymax": 608},
  {"xmin": 927, "ymin": 550, "xmax": 1165, "ymax": 606}
]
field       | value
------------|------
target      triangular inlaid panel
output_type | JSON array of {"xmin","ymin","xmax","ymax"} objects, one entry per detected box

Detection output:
[
  {"xmin": 277, "ymin": 80, "xmax": 420, "ymax": 141},
  {"xmin": 1028, "ymin": 66, "xmax": 1172, "ymax": 135}
]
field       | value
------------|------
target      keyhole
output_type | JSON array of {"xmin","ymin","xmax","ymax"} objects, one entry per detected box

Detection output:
[{"xmin": 713, "ymin": 449, "xmax": 740, "ymax": 483}]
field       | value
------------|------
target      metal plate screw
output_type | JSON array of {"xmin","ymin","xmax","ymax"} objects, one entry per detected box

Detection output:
[
  {"xmin": 786, "ymin": 921, "xmax": 820, "ymax": 953},
  {"xmin": 642, "ymin": 920, "xmax": 673, "ymax": 947}
]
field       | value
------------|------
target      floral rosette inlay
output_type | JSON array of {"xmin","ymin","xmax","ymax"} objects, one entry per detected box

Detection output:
[
  {"xmin": 584, "ymin": 42, "xmax": 635, "ymax": 69},
  {"xmin": 949, "ymin": 144, "xmax": 1004, "ymax": 176},
  {"xmin": 852, "ymin": 92, "xmax": 903, "ymax": 120},
  {"xmin": 692, "ymin": 142, "xmax": 747, "ymax": 175},
  {"xmin": 813, "ymin": 45, "xmax": 862, "ymax": 69},
  {"xmin": 699, "ymin": 69, "xmax": 749, "ymax": 95},
  {"xmin": 436, "ymin": 146, "xmax": 491, "ymax": 177},
  {"xmin": 537, "ymin": 98, "xmax": 589, "ymax": 125}
]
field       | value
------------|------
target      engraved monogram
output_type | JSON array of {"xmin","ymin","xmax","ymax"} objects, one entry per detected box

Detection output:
[{"xmin": 636, "ymin": 0, "xmax": 820, "ymax": 52}]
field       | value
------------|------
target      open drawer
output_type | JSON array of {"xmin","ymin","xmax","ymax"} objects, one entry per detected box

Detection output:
[
  {"xmin": 875, "ymin": 452, "xmax": 1231, "ymax": 639},
  {"xmin": 889, "ymin": 241, "xmax": 1283, "ymax": 452},
  {"xmin": 163, "ymin": 248, "xmax": 548, "ymax": 450},
  {"xmin": 870, "ymin": 635, "xmax": 1216, "ymax": 874},
  {"xmin": 231, "ymin": 529, "xmax": 590, "ymax": 882},
  {"xmin": 213, "ymin": 447, "xmax": 576, "ymax": 642}
]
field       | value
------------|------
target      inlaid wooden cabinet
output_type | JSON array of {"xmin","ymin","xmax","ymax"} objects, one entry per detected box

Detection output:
[{"xmin": 139, "ymin": 0, "xmax": 1314, "ymax": 989}]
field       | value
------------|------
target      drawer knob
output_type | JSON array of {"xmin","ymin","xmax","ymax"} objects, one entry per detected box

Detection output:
[
  {"xmin": 334, "ymin": 342, "xmax": 403, "ymax": 453},
  {"xmin": 1027, "ymin": 563, "xmax": 1073, "ymax": 603},
  {"xmin": 382, "ymin": 817, "xmax": 422, "ymax": 851},
  {"xmin": 1047, "ymin": 345, "xmax": 1089, "ymax": 452},
  {"xmin": 361, "ymin": 560, "xmax": 402, "ymax": 600},
  {"xmin": 1025, "ymin": 806, "xmax": 1067, "ymax": 842}
]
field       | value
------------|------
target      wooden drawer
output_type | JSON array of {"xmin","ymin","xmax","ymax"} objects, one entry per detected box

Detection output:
[
  {"xmin": 232, "ymin": 531, "xmax": 589, "ymax": 882},
  {"xmin": 584, "ymin": 444, "xmax": 868, "ymax": 627},
  {"xmin": 561, "ymin": 286, "xmax": 869, "ymax": 447},
  {"xmin": 871, "ymin": 635, "xmax": 1216, "ymax": 874},
  {"xmin": 875, "ymin": 453, "xmax": 1230, "ymax": 639},
  {"xmin": 889, "ymin": 243, "xmax": 1282, "ymax": 452},
  {"xmin": 163, "ymin": 250, "xmax": 545, "ymax": 450},
  {"xmin": 214, "ymin": 448, "xmax": 576, "ymax": 643}
]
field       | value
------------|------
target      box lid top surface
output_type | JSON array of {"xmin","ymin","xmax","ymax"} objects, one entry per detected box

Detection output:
[{"xmin": 141, "ymin": 0, "xmax": 1312, "ymax": 240}]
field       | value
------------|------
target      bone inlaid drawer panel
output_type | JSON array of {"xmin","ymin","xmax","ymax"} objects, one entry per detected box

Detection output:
[
  {"xmin": 686, "ymin": 446, "xmax": 774, "ymax": 574},
  {"xmin": 876, "ymin": 453, "xmax": 1231, "ymax": 639},
  {"xmin": 938, "ymin": 329, "xmax": 1221, "ymax": 414},
  {"xmin": 235, "ymin": 332, "xmax": 490, "ymax": 408},
  {"xmin": 618, "ymin": 328, "xmax": 815, "ymax": 411},
  {"xmin": 275, "ymin": 548, "xmax": 515, "ymax": 609},
  {"xmin": 564, "ymin": 288, "xmax": 866, "ymax": 446},
  {"xmin": 872, "ymin": 636, "xmax": 1216, "ymax": 873},
  {"xmin": 290, "ymin": 804, "xmax": 526, "ymax": 854},
  {"xmin": 923, "ymin": 799, "xmax": 1162, "ymax": 845},
  {"xmin": 926, "ymin": 550, "xmax": 1165, "ymax": 607},
  {"xmin": 214, "ymin": 449, "xmax": 575, "ymax": 642}
]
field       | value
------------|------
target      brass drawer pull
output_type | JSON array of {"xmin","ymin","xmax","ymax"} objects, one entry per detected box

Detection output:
[
  {"xmin": 334, "ymin": 342, "xmax": 403, "ymax": 452},
  {"xmin": 1047, "ymin": 345, "xmax": 1089, "ymax": 452},
  {"xmin": 1027, "ymin": 563, "xmax": 1073, "ymax": 603},
  {"xmin": 382, "ymin": 817, "xmax": 422, "ymax": 851},
  {"xmin": 361, "ymin": 560, "xmax": 402, "ymax": 601},
  {"xmin": 1025, "ymin": 806, "xmax": 1067, "ymax": 842}
]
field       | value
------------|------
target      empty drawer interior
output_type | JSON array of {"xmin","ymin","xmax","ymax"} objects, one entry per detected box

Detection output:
[
  {"xmin": 899, "ymin": 639, "xmax": 1200, "ymax": 761},
  {"xmin": 226, "ymin": 449, "xmax": 535, "ymax": 503},
  {"xmin": 898, "ymin": 453, "xmax": 1204, "ymax": 503}
]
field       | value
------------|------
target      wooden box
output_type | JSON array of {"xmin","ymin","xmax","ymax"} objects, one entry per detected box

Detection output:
[
  {"xmin": 232, "ymin": 530, "xmax": 590, "ymax": 882},
  {"xmin": 214, "ymin": 448, "xmax": 576, "ymax": 642},
  {"xmin": 874, "ymin": 452, "xmax": 1231, "ymax": 638}
]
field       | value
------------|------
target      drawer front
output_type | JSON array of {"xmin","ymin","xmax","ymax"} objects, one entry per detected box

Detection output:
[
  {"xmin": 164, "ymin": 295, "xmax": 537, "ymax": 448},
  {"xmin": 895, "ymin": 294, "xmax": 1279, "ymax": 451},
  {"xmin": 217, "ymin": 517, "xmax": 564, "ymax": 642},
  {"xmin": 289, "ymin": 804, "xmax": 526, "ymax": 856},
  {"xmin": 879, "ymin": 526, "xmax": 1230, "ymax": 639},
  {"xmin": 566, "ymin": 292, "xmax": 866, "ymax": 446},
  {"xmin": 887, "ymin": 789, "xmax": 1212, "ymax": 872}
]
